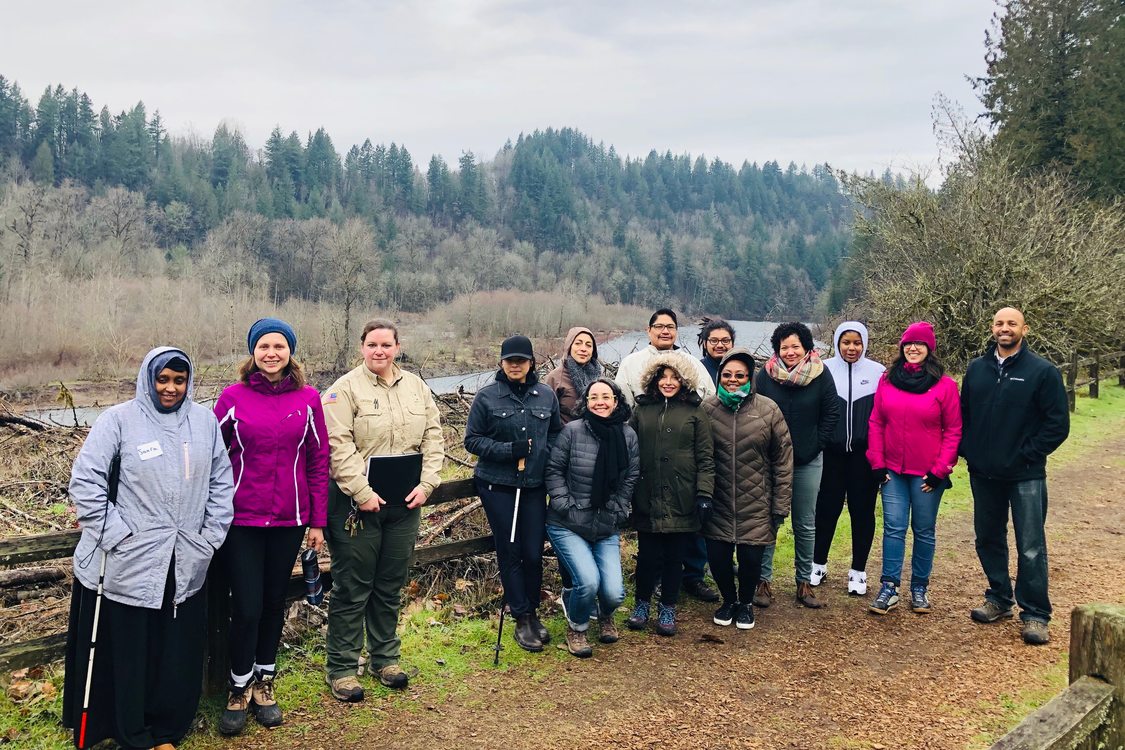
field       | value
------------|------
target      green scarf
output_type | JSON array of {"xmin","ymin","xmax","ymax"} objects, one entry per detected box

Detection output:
[{"xmin": 717, "ymin": 382, "xmax": 752, "ymax": 410}]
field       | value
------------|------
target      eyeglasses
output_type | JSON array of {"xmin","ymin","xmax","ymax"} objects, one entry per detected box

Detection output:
[
  {"xmin": 586, "ymin": 394, "xmax": 617, "ymax": 403},
  {"xmin": 903, "ymin": 342, "xmax": 928, "ymax": 350},
  {"xmin": 721, "ymin": 372, "xmax": 749, "ymax": 381},
  {"xmin": 650, "ymin": 324, "xmax": 677, "ymax": 331},
  {"xmin": 706, "ymin": 338, "xmax": 733, "ymax": 346}
]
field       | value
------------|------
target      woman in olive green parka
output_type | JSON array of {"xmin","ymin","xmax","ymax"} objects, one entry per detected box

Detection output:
[{"xmin": 626, "ymin": 352, "xmax": 714, "ymax": 636}]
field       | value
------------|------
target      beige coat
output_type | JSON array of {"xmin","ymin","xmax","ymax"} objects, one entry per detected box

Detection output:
[{"xmin": 322, "ymin": 363, "xmax": 443, "ymax": 504}]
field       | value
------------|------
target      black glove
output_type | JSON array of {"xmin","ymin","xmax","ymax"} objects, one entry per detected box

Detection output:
[
  {"xmin": 511, "ymin": 439, "xmax": 531, "ymax": 459},
  {"xmin": 695, "ymin": 495, "xmax": 713, "ymax": 527},
  {"xmin": 872, "ymin": 468, "xmax": 889, "ymax": 486},
  {"xmin": 771, "ymin": 513, "xmax": 786, "ymax": 532},
  {"xmin": 922, "ymin": 472, "xmax": 949, "ymax": 490}
]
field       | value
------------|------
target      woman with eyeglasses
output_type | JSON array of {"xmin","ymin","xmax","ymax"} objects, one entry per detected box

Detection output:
[
  {"xmin": 700, "ymin": 349, "xmax": 793, "ymax": 630},
  {"xmin": 866, "ymin": 322, "xmax": 961, "ymax": 616}
]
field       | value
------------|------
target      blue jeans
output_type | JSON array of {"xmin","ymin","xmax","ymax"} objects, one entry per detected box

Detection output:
[
  {"xmin": 879, "ymin": 471, "xmax": 944, "ymax": 587},
  {"xmin": 761, "ymin": 453, "xmax": 822, "ymax": 585},
  {"xmin": 545, "ymin": 524, "xmax": 625, "ymax": 631}
]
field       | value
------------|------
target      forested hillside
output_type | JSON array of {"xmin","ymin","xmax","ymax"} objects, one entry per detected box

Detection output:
[{"xmin": 0, "ymin": 75, "xmax": 853, "ymax": 320}]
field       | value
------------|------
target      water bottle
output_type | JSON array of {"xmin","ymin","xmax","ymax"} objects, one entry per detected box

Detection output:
[{"xmin": 301, "ymin": 548, "xmax": 323, "ymax": 605}]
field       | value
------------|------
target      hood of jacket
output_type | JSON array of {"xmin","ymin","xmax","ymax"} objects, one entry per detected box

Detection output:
[
  {"xmin": 639, "ymin": 351, "xmax": 702, "ymax": 405},
  {"xmin": 138, "ymin": 346, "xmax": 195, "ymax": 427},
  {"xmin": 561, "ymin": 326, "xmax": 597, "ymax": 362},
  {"xmin": 824, "ymin": 321, "xmax": 882, "ymax": 402}
]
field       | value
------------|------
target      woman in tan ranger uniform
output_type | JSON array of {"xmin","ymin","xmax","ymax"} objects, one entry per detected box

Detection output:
[{"xmin": 321, "ymin": 319, "xmax": 443, "ymax": 702}]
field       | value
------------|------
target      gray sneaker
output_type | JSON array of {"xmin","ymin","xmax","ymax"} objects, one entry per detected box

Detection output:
[
  {"xmin": 970, "ymin": 600, "xmax": 1014, "ymax": 623},
  {"xmin": 1022, "ymin": 620, "xmax": 1050, "ymax": 645}
]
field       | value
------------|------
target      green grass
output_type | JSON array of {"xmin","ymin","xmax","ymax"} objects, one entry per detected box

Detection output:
[{"xmin": 3, "ymin": 386, "xmax": 1123, "ymax": 750}]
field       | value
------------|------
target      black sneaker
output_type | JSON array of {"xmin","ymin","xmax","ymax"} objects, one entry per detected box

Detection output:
[
  {"xmin": 735, "ymin": 603, "xmax": 755, "ymax": 630},
  {"xmin": 713, "ymin": 601, "xmax": 736, "ymax": 626},
  {"xmin": 868, "ymin": 582, "xmax": 899, "ymax": 615},
  {"xmin": 910, "ymin": 585, "xmax": 932, "ymax": 614},
  {"xmin": 684, "ymin": 579, "xmax": 720, "ymax": 603}
]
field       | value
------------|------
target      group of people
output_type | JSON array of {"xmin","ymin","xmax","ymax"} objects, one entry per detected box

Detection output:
[{"xmin": 60, "ymin": 304, "xmax": 1069, "ymax": 749}]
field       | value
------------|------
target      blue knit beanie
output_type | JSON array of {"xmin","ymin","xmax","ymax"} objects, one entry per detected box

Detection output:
[{"xmin": 248, "ymin": 318, "xmax": 297, "ymax": 354}]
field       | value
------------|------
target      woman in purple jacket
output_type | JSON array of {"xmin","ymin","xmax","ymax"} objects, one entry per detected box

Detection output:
[
  {"xmin": 866, "ymin": 321, "xmax": 961, "ymax": 617},
  {"xmin": 213, "ymin": 318, "xmax": 330, "ymax": 736}
]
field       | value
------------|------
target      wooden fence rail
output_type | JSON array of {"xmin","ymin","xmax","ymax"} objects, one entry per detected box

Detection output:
[
  {"xmin": 1059, "ymin": 349, "xmax": 1125, "ymax": 412},
  {"xmin": 0, "ymin": 476, "xmax": 494, "ymax": 676}
]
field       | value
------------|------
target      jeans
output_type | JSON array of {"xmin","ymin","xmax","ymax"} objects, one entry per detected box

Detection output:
[
  {"xmin": 545, "ymin": 524, "xmax": 625, "ymax": 631},
  {"xmin": 706, "ymin": 539, "xmax": 765, "ymax": 605},
  {"xmin": 814, "ymin": 449, "xmax": 878, "ymax": 571},
  {"xmin": 682, "ymin": 534, "xmax": 709, "ymax": 583},
  {"xmin": 477, "ymin": 478, "xmax": 547, "ymax": 618},
  {"xmin": 635, "ymin": 531, "xmax": 694, "ymax": 606},
  {"xmin": 325, "ymin": 484, "xmax": 421, "ymax": 679},
  {"xmin": 761, "ymin": 452, "xmax": 822, "ymax": 584},
  {"xmin": 879, "ymin": 471, "xmax": 944, "ymax": 587},
  {"xmin": 971, "ymin": 475, "xmax": 1052, "ymax": 623}
]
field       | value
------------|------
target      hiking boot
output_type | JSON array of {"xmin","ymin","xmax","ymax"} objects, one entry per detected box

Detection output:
[
  {"xmin": 683, "ymin": 579, "xmax": 720, "ymax": 603},
  {"xmin": 514, "ymin": 613, "xmax": 544, "ymax": 652},
  {"xmin": 868, "ymin": 582, "xmax": 899, "ymax": 615},
  {"xmin": 810, "ymin": 563, "xmax": 828, "ymax": 587},
  {"xmin": 971, "ymin": 600, "xmax": 1014, "ymax": 623},
  {"xmin": 752, "ymin": 580, "xmax": 773, "ymax": 608},
  {"xmin": 847, "ymin": 569, "xmax": 868, "ymax": 596},
  {"xmin": 713, "ymin": 601, "xmax": 736, "ymax": 626},
  {"xmin": 378, "ymin": 664, "xmax": 409, "ymax": 690},
  {"xmin": 626, "ymin": 600, "xmax": 650, "ymax": 630},
  {"xmin": 250, "ymin": 672, "xmax": 282, "ymax": 727},
  {"xmin": 529, "ymin": 611, "xmax": 551, "ymax": 644},
  {"xmin": 326, "ymin": 674, "xmax": 364, "ymax": 703},
  {"xmin": 219, "ymin": 683, "xmax": 251, "ymax": 736},
  {"xmin": 910, "ymin": 585, "xmax": 932, "ymax": 614},
  {"xmin": 564, "ymin": 625, "xmax": 593, "ymax": 658},
  {"xmin": 735, "ymin": 603, "xmax": 755, "ymax": 630},
  {"xmin": 654, "ymin": 603, "xmax": 677, "ymax": 636},
  {"xmin": 597, "ymin": 615, "xmax": 619, "ymax": 644},
  {"xmin": 1022, "ymin": 620, "xmax": 1050, "ymax": 645},
  {"xmin": 796, "ymin": 581, "xmax": 825, "ymax": 609}
]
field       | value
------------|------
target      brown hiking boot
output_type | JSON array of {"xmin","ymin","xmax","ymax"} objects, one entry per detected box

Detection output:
[
  {"xmin": 378, "ymin": 664, "xmax": 409, "ymax": 690},
  {"xmin": 971, "ymin": 600, "xmax": 1014, "ymax": 623},
  {"xmin": 796, "ymin": 581, "xmax": 825, "ymax": 609},
  {"xmin": 1022, "ymin": 620, "xmax": 1050, "ymax": 645},
  {"xmin": 598, "ymin": 615, "xmax": 619, "ymax": 644},
  {"xmin": 565, "ymin": 625, "xmax": 593, "ymax": 658},
  {"xmin": 250, "ymin": 672, "xmax": 282, "ymax": 727},
  {"xmin": 752, "ymin": 581, "xmax": 773, "ymax": 608},
  {"xmin": 219, "ymin": 683, "xmax": 251, "ymax": 736},
  {"xmin": 326, "ymin": 674, "xmax": 364, "ymax": 703}
]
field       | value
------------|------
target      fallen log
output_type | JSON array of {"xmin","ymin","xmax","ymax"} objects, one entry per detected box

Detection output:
[{"xmin": 0, "ymin": 567, "xmax": 68, "ymax": 588}]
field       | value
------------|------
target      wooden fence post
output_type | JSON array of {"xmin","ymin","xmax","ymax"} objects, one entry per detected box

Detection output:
[
  {"xmin": 1070, "ymin": 604, "xmax": 1125, "ymax": 748},
  {"xmin": 1067, "ymin": 351, "xmax": 1078, "ymax": 412},
  {"xmin": 205, "ymin": 566, "xmax": 231, "ymax": 696},
  {"xmin": 1089, "ymin": 354, "xmax": 1100, "ymax": 400},
  {"xmin": 1119, "ymin": 353, "xmax": 1124, "ymax": 388}
]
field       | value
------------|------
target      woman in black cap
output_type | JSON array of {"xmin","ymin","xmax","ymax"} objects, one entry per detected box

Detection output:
[{"xmin": 465, "ymin": 335, "xmax": 563, "ymax": 652}]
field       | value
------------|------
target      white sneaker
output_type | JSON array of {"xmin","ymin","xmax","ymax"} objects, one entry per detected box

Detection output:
[
  {"xmin": 810, "ymin": 563, "xmax": 828, "ymax": 587},
  {"xmin": 848, "ymin": 569, "xmax": 867, "ymax": 596}
]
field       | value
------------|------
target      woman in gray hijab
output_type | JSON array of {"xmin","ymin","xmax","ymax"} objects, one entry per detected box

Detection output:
[{"xmin": 63, "ymin": 347, "xmax": 234, "ymax": 750}]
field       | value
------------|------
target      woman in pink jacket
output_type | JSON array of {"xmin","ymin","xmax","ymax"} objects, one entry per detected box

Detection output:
[
  {"xmin": 866, "ymin": 321, "xmax": 961, "ymax": 616},
  {"xmin": 213, "ymin": 318, "xmax": 330, "ymax": 736}
]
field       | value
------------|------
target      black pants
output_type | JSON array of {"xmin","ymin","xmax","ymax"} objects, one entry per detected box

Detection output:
[
  {"xmin": 634, "ymin": 531, "xmax": 693, "ymax": 606},
  {"xmin": 705, "ymin": 539, "xmax": 765, "ymax": 605},
  {"xmin": 814, "ymin": 449, "xmax": 878, "ymax": 570},
  {"xmin": 218, "ymin": 524, "xmax": 306, "ymax": 682},
  {"xmin": 63, "ymin": 563, "xmax": 206, "ymax": 750},
  {"xmin": 477, "ymin": 478, "xmax": 547, "ymax": 617}
]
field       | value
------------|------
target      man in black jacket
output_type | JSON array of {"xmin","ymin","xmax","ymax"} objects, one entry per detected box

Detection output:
[{"xmin": 961, "ymin": 307, "xmax": 1069, "ymax": 645}]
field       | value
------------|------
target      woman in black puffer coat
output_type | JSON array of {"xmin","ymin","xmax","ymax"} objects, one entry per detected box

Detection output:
[{"xmin": 545, "ymin": 378, "xmax": 639, "ymax": 658}]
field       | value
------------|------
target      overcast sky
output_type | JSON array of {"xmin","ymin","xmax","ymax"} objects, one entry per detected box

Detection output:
[{"xmin": 3, "ymin": 0, "xmax": 994, "ymax": 179}]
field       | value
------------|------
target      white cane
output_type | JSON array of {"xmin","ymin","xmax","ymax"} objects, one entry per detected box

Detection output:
[
  {"xmin": 509, "ymin": 457, "xmax": 526, "ymax": 544},
  {"xmin": 78, "ymin": 551, "xmax": 107, "ymax": 748}
]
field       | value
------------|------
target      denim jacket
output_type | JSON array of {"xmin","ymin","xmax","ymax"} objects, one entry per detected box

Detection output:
[{"xmin": 464, "ymin": 372, "xmax": 562, "ymax": 488}]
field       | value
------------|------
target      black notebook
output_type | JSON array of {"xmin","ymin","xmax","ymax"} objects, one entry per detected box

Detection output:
[{"xmin": 366, "ymin": 452, "xmax": 424, "ymax": 505}]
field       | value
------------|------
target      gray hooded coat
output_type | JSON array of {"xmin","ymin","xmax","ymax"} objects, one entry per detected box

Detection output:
[{"xmin": 70, "ymin": 347, "xmax": 234, "ymax": 609}]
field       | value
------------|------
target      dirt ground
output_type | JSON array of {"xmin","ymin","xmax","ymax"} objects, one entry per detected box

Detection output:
[{"xmin": 229, "ymin": 433, "xmax": 1123, "ymax": 750}]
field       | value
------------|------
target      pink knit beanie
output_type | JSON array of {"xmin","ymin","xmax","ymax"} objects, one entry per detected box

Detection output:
[{"xmin": 900, "ymin": 321, "xmax": 936, "ymax": 351}]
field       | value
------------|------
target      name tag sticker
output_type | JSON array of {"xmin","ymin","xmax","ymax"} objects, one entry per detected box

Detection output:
[{"xmin": 137, "ymin": 441, "xmax": 163, "ymax": 461}]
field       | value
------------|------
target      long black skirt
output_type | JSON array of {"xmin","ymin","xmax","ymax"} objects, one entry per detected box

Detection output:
[{"xmin": 63, "ymin": 565, "xmax": 206, "ymax": 750}]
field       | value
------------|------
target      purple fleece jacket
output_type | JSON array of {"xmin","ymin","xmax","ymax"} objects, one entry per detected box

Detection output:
[{"xmin": 214, "ymin": 372, "xmax": 330, "ymax": 528}]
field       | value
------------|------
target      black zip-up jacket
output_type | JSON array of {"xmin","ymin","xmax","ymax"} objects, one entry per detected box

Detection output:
[
  {"xmin": 959, "ymin": 343, "xmax": 1069, "ymax": 481},
  {"xmin": 465, "ymin": 372, "xmax": 563, "ymax": 488},
  {"xmin": 753, "ymin": 366, "xmax": 839, "ymax": 467}
]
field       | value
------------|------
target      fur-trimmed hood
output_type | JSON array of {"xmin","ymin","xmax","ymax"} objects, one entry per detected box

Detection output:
[{"xmin": 638, "ymin": 351, "xmax": 702, "ymax": 405}]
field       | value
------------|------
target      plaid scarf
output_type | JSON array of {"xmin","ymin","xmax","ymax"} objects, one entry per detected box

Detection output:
[{"xmin": 764, "ymin": 350, "xmax": 825, "ymax": 387}]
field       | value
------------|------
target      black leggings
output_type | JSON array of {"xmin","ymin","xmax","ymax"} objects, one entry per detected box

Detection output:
[
  {"xmin": 218, "ymin": 525, "xmax": 307, "ymax": 681},
  {"xmin": 478, "ymin": 479, "xmax": 547, "ymax": 617},
  {"xmin": 814, "ymin": 449, "xmax": 878, "ymax": 570},
  {"xmin": 705, "ymin": 539, "xmax": 765, "ymax": 605},
  {"xmin": 634, "ymin": 531, "xmax": 693, "ymax": 606}
]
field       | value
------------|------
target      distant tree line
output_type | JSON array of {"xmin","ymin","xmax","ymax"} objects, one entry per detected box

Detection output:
[{"xmin": 0, "ymin": 75, "xmax": 853, "ymax": 319}]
